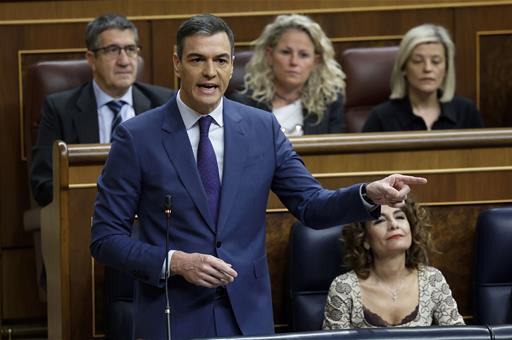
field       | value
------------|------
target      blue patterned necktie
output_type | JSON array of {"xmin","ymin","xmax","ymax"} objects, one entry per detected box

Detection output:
[
  {"xmin": 107, "ymin": 100, "xmax": 125, "ymax": 142},
  {"xmin": 197, "ymin": 115, "xmax": 221, "ymax": 225}
]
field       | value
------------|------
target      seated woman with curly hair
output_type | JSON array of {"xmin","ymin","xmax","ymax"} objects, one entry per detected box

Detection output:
[
  {"xmin": 230, "ymin": 14, "xmax": 346, "ymax": 136},
  {"xmin": 322, "ymin": 199, "xmax": 464, "ymax": 329}
]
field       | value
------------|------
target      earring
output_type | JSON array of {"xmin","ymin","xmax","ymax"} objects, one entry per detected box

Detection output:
[{"xmin": 363, "ymin": 241, "xmax": 370, "ymax": 250}]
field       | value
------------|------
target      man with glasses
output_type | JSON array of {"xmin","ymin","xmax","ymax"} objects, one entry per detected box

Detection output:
[
  {"xmin": 30, "ymin": 13, "xmax": 173, "ymax": 340},
  {"xmin": 31, "ymin": 13, "xmax": 173, "ymax": 207}
]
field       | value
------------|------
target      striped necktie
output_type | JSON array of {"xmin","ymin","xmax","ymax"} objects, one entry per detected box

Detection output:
[
  {"xmin": 197, "ymin": 115, "xmax": 221, "ymax": 226},
  {"xmin": 107, "ymin": 100, "xmax": 125, "ymax": 142}
]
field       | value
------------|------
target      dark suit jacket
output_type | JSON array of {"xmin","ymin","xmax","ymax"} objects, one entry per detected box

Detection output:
[
  {"xmin": 29, "ymin": 80, "xmax": 172, "ymax": 340},
  {"xmin": 90, "ymin": 96, "xmax": 376, "ymax": 339},
  {"xmin": 30, "ymin": 81, "xmax": 173, "ymax": 207},
  {"xmin": 228, "ymin": 91, "xmax": 345, "ymax": 134}
]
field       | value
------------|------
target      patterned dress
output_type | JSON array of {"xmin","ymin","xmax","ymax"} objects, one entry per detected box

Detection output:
[{"xmin": 322, "ymin": 265, "xmax": 465, "ymax": 329}]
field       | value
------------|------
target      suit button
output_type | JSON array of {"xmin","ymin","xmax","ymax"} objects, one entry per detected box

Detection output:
[{"xmin": 216, "ymin": 241, "xmax": 222, "ymax": 248}]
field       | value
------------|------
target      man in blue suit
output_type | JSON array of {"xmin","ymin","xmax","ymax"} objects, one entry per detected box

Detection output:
[{"xmin": 90, "ymin": 14, "xmax": 426, "ymax": 340}]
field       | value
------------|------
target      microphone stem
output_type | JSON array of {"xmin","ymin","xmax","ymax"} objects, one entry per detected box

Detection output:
[{"xmin": 164, "ymin": 207, "xmax": 172, "ymax": 340}]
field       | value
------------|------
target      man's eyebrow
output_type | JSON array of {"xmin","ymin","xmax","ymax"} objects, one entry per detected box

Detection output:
[
  {"xmin": 185, "ymin": 53, "xmax": 204, "ymax": 59},
  {"xmin": 215, "ymin": 53, "xmax": 231, "ymax": 59},
  {"xmin": 184, "ymin": 52, "xmax": 231, "ymax": 59}
]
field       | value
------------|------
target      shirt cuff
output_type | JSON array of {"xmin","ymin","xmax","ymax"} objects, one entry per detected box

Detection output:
[{"xmin": 160, "ymin": 249, "xmax": 175, "ymax": 279}]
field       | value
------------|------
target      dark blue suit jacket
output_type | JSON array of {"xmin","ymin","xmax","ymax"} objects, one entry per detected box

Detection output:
[{"xmin": 91, "ymin": 95, "xmax": 375, "ymax": 339}]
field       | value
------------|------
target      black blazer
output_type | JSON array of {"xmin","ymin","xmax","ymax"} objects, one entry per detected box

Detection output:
[
  {"xmin": 30, "ymin": 81, "xmax": 174, "ymax": 207},
  {"xmin": 228, "ymin": 91, "xmax": 345, "ymax": 134},
  {"xmin": 362, "ymin": 96, "xmax": 484, "ymax": 132}
]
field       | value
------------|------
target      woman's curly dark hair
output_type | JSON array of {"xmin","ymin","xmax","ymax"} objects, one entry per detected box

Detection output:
[{"xmin": 342, "ymin": 198, "xmax": 435, "ymax": 279}]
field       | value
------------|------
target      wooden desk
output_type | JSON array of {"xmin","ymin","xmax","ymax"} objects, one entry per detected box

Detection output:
[{"xmin": 42, "ymin": 129, "xmax": 512, "ymax": 339}]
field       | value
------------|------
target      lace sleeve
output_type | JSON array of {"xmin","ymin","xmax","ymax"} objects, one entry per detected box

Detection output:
[
  {"xmin": 430, "ymin": 268, "xmax": 465, "ymax": 326},
  {"xmin": 322, "ymin": 274, "xmax": 354, "ymax": 330}
]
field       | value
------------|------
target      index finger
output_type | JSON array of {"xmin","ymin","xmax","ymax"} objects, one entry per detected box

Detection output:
[{"xmin": 396, "ymin": 175, "xmax": 427, "ymax": 185}]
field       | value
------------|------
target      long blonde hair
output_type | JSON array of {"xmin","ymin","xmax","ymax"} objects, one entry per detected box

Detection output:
[{"xmin": 243, "ymin": 14, "xmax": 345, "ymax": 123}]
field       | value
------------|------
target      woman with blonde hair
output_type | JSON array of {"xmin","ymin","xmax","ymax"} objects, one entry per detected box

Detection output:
[
  {"xmin": 363, "ymin": 24, "xmax": 483, "ymax": 132},
  {"xmin": 230, "ymin": 14, "xmax": 345, "ymax": 136},
  {"xmin": 323, "ymin": 199, "xmax": 464, "ymax": 329}
]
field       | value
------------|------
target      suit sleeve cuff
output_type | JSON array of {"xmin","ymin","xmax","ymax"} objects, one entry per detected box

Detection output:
[{"xmin": 360, "ymin": 184, "xmax": 378, "ymax": 211}]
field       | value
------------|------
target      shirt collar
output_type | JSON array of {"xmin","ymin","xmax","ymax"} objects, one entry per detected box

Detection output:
[
  {"xmin": 439, "ymin": 100, "xmax": 457, "ymax": 123},
  {"xmin": 176, "ymin": 89, "xmax": 224, "ymax": 130},
  {"xmin": 401, "ymin": 96, "xmax": 457, "ymax": 125},
  {"xmin": 92, "ymin": 80, "xmax": 133, "ymax": 109}
]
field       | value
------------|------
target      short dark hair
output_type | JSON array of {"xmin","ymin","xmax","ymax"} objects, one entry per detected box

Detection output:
[
  {"xmin": 342, "ymin": 199, "xmax": 435, "ymax": 279},
  {"xmin": 85, "ymin": 13, "xmax": 139, "ymax": 50},
  {"xmin": 176, "ymin": 13, "xmax": 234, "ymax": 59}
]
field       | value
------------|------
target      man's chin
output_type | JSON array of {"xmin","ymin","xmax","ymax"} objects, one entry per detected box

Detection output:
[
  {"xmin": 114, "ymin": 75, "xmax": 136, "ymax": 84},
  {"xmin": 113, "ymin": 80, "xmax": 135, "ymax": 89},
  {"xmin": 193, "ymin": 97, "xmax": 221, "ymax": 114}
]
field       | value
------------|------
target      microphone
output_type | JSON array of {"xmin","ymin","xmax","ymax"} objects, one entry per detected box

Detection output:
[
  {"xmin": 164, "ymin": 195, "xmax": 172, "ymax": 218},
  {"xmin": 164, "ymin": 194, "xmax": 172, "ymax": 340}
]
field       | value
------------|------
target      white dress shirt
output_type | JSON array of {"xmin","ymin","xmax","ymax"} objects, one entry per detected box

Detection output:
[
  {"xmin": 93, "ymin": 80, "xmax": 135, "ymax": 143},
  {"xmin": 163, "ymin": 90, "xmax": 225, "ymax": 277},
  {"xmin": 176, "ymin": 90, "xmax": 224, "ymax": 181}
]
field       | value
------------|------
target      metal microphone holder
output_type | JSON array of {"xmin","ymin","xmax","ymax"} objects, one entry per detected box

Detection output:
[{"xmin": 164, "ymin": 201, "xmax": 172, "ymax": 340}]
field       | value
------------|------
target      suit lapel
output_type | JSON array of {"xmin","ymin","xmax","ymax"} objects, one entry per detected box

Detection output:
[
  {"xmin": 73, "ymin": 83, "xmax": 152, "ymax": 143},
  {"xmin": 217, "ymin": 100, "xmax": 247, "ymax": 234},
  {"xmin": 74, "ymin": 82, "xmax": 101, "ymax": 143},
  {"xmin": 132, "ymin": 85, "xmax": 152, "ymax": 114},
  {"xmin": 161, "ymin": 99, "xmax": 215, "ymax": 232}
]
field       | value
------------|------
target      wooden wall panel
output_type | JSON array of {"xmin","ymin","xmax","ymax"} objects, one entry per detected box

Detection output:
[
  {"xmin": 427, "ymin": 204, "xmax": 501, "ymax": 317},
  {"xmin": 1, "ymin": 248, "xmax": 46, "ymax": 319},
  {"xmin": 0, "ymin": 0, "xmax": 492, "ymax": 22},
  {"xmin": 478, "ymin": 33, "xmax": 512, "ymax": 127},
  {"xmin": 454, "ymin": 4, "xmax": 512, "ymax": 113},
  {"xmin": 150, "ymin": 20, "xmax": 180, "ymax": 89},
  {"xmin": 0, "ymin": 26, "xmax": 32, "ymax": 249},
  {"xmin": 265, "ymin": 213, "xmax": 297, "ymax": 329},
  {"xmin": 67, "ymin": 189, "xmax": 98, "ymax": 339}
]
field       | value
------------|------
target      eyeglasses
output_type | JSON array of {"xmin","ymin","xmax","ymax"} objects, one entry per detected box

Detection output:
[{"xmin": 92, "ymin": 44, "xmax": 141, "ymax": 58}]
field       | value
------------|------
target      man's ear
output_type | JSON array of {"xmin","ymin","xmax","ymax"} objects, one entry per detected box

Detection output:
[
  {"xmin": 86, "ymin": 51, "xmax": 95, "ymax": 70},
  {"xmin": 230, "ymin": 55, "xmax": 235, "ymax": 79},
  {"xmin": 173, "ymin": 53, "xmax": 181, "ymax": 78}
]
